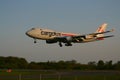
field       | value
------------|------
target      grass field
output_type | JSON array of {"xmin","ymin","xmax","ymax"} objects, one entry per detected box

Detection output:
[{"xmin": 0, "ymin": 70, "xmax": 120, "ymax": 80}]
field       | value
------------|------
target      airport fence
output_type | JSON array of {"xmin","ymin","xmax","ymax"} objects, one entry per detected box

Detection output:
[
  {"xmin": 0, "ymin": 74, "xmax": 79, "ymax": 80},
  {"xmin": 0, "ymin": 70, "xmax": 120, "ymax": 80}
]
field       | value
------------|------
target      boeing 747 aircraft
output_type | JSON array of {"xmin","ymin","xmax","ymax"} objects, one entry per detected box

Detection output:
[{"xmin": 26, "ymin": 23, "xmax": 114, "ymax": 47}]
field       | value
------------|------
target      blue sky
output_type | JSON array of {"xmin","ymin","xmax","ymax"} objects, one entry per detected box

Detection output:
[{"xmin": 0, "ymin": 0, "xmax": 120, "ymax": 63}]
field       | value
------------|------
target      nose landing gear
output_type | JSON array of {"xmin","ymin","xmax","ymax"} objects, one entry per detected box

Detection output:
[{"xmin": 34, "ymin": 39, "xmax": 37, "ymax": 43}]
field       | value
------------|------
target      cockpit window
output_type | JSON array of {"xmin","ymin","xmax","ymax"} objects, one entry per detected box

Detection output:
[{"xmin": 31, "ymin": 28, "xmax": 35, "ymax": 30}]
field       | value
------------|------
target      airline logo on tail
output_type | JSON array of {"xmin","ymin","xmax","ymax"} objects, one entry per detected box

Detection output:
[
  {"xmin": 96, "ymin": 23, "xmax": 107, "ymax": 33},
  {"xmin": 96, "ymin": 23, "xmax": 108, "ymax": 40}
]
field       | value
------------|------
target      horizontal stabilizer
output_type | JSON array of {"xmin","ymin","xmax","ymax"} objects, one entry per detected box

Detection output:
[{"xmin": 98, "ymin": 35, "xmax": 114, "ymax": 39}]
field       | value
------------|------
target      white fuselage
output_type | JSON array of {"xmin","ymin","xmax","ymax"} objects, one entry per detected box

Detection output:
[{"xmin": 26, "ymin": 28, "xmax": 79, "ymax": 40}]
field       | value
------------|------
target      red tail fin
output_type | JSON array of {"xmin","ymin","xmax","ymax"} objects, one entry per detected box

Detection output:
[
  {"xmin": 96, "ymin": 23, "xmax": 107, "ymax": 40},
  {"xmin": 96, "ymin": 23, "xmax": 107, "ymax": 33}
]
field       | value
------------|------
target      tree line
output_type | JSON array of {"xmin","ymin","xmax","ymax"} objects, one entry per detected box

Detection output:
[{"xmin": 0, "ymin": 56, "xmax": 120, "ymax": 70}]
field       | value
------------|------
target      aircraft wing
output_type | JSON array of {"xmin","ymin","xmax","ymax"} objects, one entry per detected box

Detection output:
[
  {"xmin": 97, "ymin": 35, "xmax": 114, "ymax": 39},
  {"xmin": 53, "ymin": 29, "xmax": 114, "ymax": 42},
  {"xmin": 73, "ymin": 29, "xmax": 114, "ymax": 38},
  {"xmin": 89, "ymin": 29, "xmax": 114, "ymax": 35}
]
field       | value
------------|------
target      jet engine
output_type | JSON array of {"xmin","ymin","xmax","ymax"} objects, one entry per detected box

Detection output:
[
  {"xmin": 65, "ymin": 36, "xmax": 73, "ymax": 42},
  {"xmin": 46, "ymin": 40, "xmax": 57, "ymax": 44}
]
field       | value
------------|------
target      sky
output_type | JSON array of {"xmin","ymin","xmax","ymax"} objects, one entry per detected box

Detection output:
[{"xmin": 0, "ymin": 0, "xmax": 120, "ymax": 64}]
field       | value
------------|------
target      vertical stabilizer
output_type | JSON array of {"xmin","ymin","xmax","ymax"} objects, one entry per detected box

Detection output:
[
  {"xmin": 96, "ymin": 23, "xmax": 107, "ymax": 33},
  {"xmin": 96, "ymin": 23, "xmax": 107, "ymax": 39}
]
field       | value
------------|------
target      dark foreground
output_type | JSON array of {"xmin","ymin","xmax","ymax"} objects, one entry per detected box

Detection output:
[{"xmin": 0, "ymin": 70, "xmax": 120, "ymax": 80}]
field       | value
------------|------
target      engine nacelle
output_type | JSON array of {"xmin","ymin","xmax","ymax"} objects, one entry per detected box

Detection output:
[
  {"xmin": 66, "ymin": 36, "xmax": 73, "ymax": 41},
  {"xmin": 46, "ymin": 40, "xmax": 57, "ymax": 44}
]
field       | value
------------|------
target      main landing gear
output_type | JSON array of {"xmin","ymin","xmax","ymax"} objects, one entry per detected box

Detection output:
[
  {"xmin": 58, "ymin": 42, "xmax": 72, "ymax": 47},
  {"xmin": 59, "ymin": 42, "xmax": 63, "ymax": 47},
  {"xmin": 65, "ymin": 43, "xmax": 72, "ymax": 46}
]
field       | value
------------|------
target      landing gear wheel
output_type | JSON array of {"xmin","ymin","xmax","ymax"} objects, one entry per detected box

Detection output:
[
  {"xmin": 34, "ymin": 39, "xmax": 37, "ymax": 43},
  {"xmin": 65, "ymin": 43, "xmax": 72, "ymax": 46},
  {"xmin": 59, "ymin": 42, "xmax": 62, "ymax": 47}
]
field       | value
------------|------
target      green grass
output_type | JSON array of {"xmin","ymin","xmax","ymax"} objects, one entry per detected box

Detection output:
[
  {"xmin": 76, "ymin": 75, "xmax": 120, "ymax": 80},
  {"xmin": 0, "ymin": 70, "xmax": 120, "ymax": 80}
]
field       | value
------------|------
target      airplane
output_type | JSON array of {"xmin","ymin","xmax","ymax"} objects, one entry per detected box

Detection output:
[{"xmin": 26, "ymin": 23, "xmax": 114, "ymax": 47}]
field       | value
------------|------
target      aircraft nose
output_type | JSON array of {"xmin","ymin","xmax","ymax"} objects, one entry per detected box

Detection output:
[
  {"xmin": 25, "ymin": 30, "xmax": 31, "ymax": 36},
  {"xmin": 25, "ymin": 30, "xmax": 34, "ymax": 38},
  {"xmin": 25, "ymin": 31, "xmax": 29, "ymax": 36}
]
